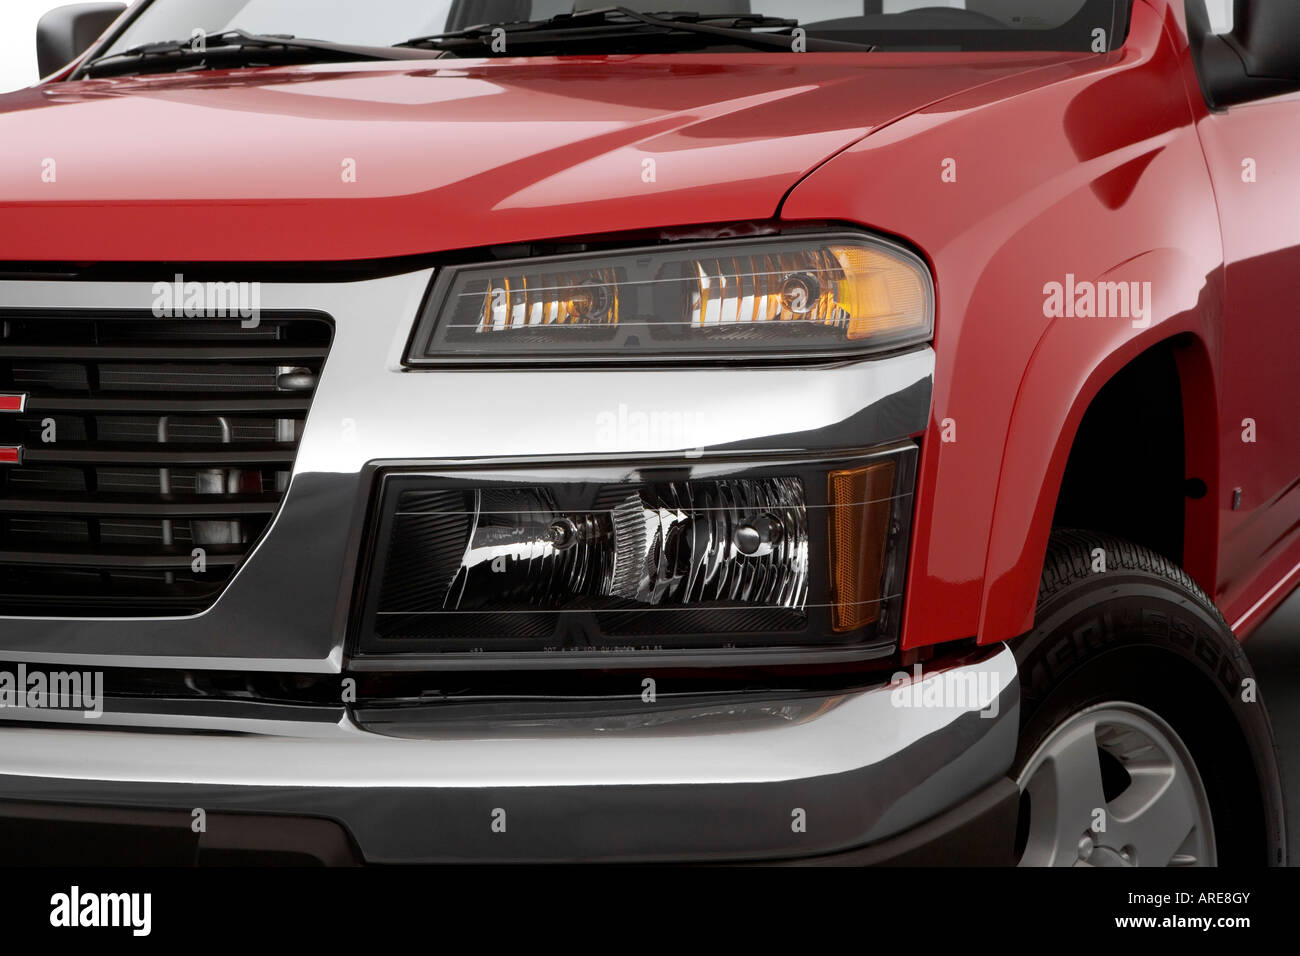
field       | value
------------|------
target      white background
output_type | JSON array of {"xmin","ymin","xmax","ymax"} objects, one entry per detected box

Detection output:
[
  {"xmin": 0, "ymin": 0, "xmax": 1241, "ymax": 94},
  {"xmin": 2, "ymin": 0, "xmax": 74, "ymax": 92}
]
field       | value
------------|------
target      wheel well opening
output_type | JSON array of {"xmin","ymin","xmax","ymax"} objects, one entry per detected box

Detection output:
[{"xmin": 1052, "ymin": 344, "xmax": 1187, "ymax": 567}]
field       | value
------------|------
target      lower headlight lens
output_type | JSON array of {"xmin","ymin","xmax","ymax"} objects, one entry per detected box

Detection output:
[
  {"xmin": 407, "ymin": 233, "xmax": 934, "ymax": 364},
  {"xmin": 356, "ymin": 448, "xmax": 917, "ymax": 662}
]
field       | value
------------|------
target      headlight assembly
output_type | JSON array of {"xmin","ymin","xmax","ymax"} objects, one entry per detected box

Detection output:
[
  {"xmin": 353, "ymin": 444, "xmax": 916, "ymax": 666},
  {"xmin": 406, "ymin": 233, "xmax": 934, "ymax": 364}
]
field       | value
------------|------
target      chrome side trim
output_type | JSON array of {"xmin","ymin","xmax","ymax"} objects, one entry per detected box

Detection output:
[{"xmin": 0, "ymin": 274, "xmax": 933, "ymax": 671}]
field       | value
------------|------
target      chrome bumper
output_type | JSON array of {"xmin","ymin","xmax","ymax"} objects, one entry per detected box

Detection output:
[{"xmin": 0, "ymin": 645, "xmax": 1018, "ymax": 863}]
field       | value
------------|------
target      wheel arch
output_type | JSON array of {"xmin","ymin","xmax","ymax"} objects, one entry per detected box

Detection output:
[{"xmin": 976, "ymin": 322, "xmax": 1221, "ymax": 645}]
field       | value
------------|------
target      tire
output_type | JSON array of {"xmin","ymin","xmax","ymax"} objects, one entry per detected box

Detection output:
[{"xmin": 1010, "ymin": 529, "xmax": 1286, "ymax": 866}]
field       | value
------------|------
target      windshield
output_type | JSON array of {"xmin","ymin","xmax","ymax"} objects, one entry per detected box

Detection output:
[{"xmin": 99, "ymin": 0, "xmax": 1129, "ymax": 57}]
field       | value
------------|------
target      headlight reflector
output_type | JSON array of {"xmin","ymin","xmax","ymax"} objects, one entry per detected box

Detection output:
[{"xmin": 438, "ymin": 478, "xmax": 808, "ymax": 614}]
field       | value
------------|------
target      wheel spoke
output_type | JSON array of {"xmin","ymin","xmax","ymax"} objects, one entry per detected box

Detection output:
[
  {"xmin": 1027, "ymin": 717, "xmax": 1108, "ymax": 865},
  {"xmin": 1109, "ymin": 762, "xmax": 1202, "ymax": 866}
]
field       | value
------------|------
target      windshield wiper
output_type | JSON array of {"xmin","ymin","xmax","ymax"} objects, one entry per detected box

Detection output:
[
  {"xmin": 400, "ymin": 7, "xmax": 875, "ymax": 54},
  {"xmin": 81, "ymin": 29, "xmax": 442, "ymax": 79}
]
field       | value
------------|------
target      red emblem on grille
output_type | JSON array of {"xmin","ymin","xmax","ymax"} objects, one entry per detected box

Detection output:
[{"xmin": 0, "ymin": 394, "xmax": 26, "ymax": 413}]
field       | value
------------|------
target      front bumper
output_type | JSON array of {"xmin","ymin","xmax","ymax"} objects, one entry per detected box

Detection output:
[{"xmin": 0, "ymin": 645, "xmax": 1018, "ymax": 864}]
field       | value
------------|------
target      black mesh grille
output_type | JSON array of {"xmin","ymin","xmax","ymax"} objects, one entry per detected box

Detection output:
[{"xmin": 0, "ymin": 311, "xmax": 332, "ymax": 616}]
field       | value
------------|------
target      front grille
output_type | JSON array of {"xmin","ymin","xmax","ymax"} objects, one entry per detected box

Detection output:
[{"xmin": 0, "ymin": 311, "xmax": 332, "ymax": 616}]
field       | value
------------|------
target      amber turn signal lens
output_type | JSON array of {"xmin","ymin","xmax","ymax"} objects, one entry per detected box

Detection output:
[
  {"xmin": 828, "ymin": 244, "xmax": 930, "ymax": 341},
  {"xmin": 828, "ymin": 460, "xmax": 897, "ymax": 632}
]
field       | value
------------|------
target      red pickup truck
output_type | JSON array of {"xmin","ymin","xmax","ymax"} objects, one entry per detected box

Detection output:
[{"xmin": 0, "ymin": 0, "xmax": 1292, "ymax": 866}]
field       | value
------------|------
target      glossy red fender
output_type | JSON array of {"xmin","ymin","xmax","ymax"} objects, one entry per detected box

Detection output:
[{"xmin": 781, "ymin": 0, "xmax": 1229, "ymax": 649}]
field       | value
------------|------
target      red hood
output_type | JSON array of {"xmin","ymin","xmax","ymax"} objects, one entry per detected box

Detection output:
[{"xmin": 0, "ymin": 53, "xmax": 1067, "ymax": 262}]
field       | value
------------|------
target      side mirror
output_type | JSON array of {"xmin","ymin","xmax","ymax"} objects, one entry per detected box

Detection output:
[
  {"xmin": 1188, "ymin": 0, "xmax": 1300, "ymax": 109},
  {"xmin": 36, "ymin": 2, "xmax": 128, "ymax": 79}
]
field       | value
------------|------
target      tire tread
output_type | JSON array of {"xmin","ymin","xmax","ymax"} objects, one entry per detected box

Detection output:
[{"xmin": 1037, "ymin": 528, "xmax": 1225, "ymax": 627}]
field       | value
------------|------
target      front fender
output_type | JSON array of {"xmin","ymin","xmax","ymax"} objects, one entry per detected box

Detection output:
[
  {"xmin": 780, "ymin": 0, "xmax": 1224, "ymax": 649},
  {"xmin": 977, "ymin": 250, "xmax": 1223, "ymax": 643}
]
